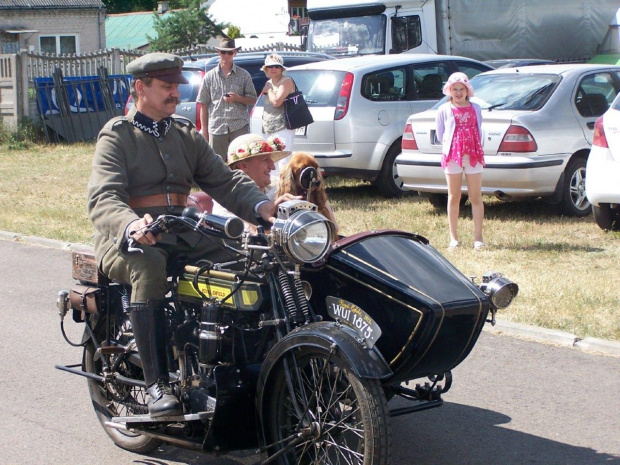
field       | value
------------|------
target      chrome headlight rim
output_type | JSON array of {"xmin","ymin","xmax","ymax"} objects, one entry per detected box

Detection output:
[
  {"xmin": 480, "ymin": 272, "xmax": 519, "ymax": 309},
  {"xmin": 272, "ymin": 210, "xmax": 336, "ymax": 264}
]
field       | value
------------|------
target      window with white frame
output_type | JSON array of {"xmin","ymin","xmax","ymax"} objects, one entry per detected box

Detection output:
[{"xmin": 40, "ymin": 35, "xmax": 78, "ymax": 55}]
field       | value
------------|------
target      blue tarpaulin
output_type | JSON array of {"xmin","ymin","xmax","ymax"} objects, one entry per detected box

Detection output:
[{"xmin": 34, "ymin": 75, "xmax": 130, "ymax": 116}]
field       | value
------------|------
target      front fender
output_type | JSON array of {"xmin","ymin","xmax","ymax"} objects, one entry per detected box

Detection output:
[
  {"xmin": 257, "ymin": 322, "xmax": 392, "ymax": 413},
  {"xmin": 255, "ymin": 322, "xmax": 393, "ymax": 450}
]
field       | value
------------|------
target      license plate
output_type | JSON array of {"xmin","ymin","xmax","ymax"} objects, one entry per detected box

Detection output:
[
  {"xmin": 295, "ymin": 126, "xmax": 307, "ymax": 136},
  {"xmin": 326, "ymin": 296, "xmax": 382, "ymax": 348}
]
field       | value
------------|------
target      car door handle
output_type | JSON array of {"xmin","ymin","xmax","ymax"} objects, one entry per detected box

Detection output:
[{"xmin": 587, "ymin": 122, "xmax": 595, "ymax": 130}]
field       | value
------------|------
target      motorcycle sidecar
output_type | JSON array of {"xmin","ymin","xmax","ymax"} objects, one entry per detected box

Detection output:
[{"xmin": 302, "ymin": 230, "xmax": 491, "ymax": 385}]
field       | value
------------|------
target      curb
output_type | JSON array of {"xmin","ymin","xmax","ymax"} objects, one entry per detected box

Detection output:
[
  {"xmin": 484, "ymin": 320, "xmax": 620, "ymax": 358},
  {"xmin": 2, "ymin": 231, "xmax": 619, "ymax": 358}
]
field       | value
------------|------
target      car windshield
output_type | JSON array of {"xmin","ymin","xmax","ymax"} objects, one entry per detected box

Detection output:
[
  {"xmin": 432, "ymin": 73, "xmax": 561, "ymax": 111},
  {"xmin": 284, "ymin": 70, "xmax": 347, "ymax": 106},
  {"xmin": 307, "ymin": 16, "xmax": 386, "ymax": 57}
]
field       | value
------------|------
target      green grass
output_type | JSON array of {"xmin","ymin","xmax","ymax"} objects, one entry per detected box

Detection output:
[{"xmin": 1, "ymin": 142, "xmax": 619, "ymax": 342}]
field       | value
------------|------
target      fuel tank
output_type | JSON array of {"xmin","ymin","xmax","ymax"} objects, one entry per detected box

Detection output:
[{"xmin": 302, "ymin": 230, "xmax": 490, "ymax": 384}]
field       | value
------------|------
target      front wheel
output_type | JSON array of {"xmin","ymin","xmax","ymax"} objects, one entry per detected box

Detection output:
[
  {"xmin": 593, "ymin": 204, "xmax": 620, "ymax": 231},
  {"xmin": 561, "ymin": 157, "xmax": 591, "ymax": 217},
  {"xmin": 262, "ymin": 346, "xmax": 391, "ymax": 465},
  {"xmin": 83, "ymin": 313, "xmax": 162, "ymax": 453}
]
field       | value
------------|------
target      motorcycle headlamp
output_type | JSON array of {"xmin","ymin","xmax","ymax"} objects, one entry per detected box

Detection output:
[
  {"xmin": 480, "ymin": 272, "xmax": 519, "ymax": 309},
  {"xmin": 272, "ymin": 200, "xmax": 336, "ymax": 263}
]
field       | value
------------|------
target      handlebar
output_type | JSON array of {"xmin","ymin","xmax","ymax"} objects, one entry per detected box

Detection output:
[
  {"xmin": 181, "ymin": 207, "xmax": 245, "ymax": 239},
  {"xmin": 127, "ymin": 208, "xmax": 246, "ymax": 254}
]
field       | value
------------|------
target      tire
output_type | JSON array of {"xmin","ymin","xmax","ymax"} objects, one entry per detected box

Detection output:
[
  {"xmin": 84, "ymin": 314, "xmax": 162, "ymax": 453},
  {"xmin": 593, "ymin": 204, "xmax": 620, "ymax": 231},
  {"xmin": 262, "ymin": 346, "xmax": 391, "ymax": 465},
  {"xmin": 561, "ymin": 157, "xmax": 591, "ymax": 217},
  {"xmin": 376, "ymin": 141, "xmax": 408, "ymax": 198},
  {"xmin": 428, "ymin": 193, "xmax": 468, "ymax": 210}
]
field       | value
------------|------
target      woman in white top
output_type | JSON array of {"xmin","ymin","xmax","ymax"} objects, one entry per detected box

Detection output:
[{"xmin": 260, "ymin": 54, "xmax": 295, "ymax": 176}]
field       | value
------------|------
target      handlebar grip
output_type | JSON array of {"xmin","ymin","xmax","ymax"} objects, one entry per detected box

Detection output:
[{"xmin": 148, "ymin": 223, "xmax": 163, "ymax": 236}]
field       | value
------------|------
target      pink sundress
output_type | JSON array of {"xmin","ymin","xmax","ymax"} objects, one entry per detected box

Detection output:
[{"xmin": 442, "ymin": 105, "xmax": 484, "ymax": 169}]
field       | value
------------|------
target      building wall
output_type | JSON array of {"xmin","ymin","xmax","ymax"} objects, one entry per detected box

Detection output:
[{"xmin": 0, "ymin": 9, "xmax": 105, "ymax": 54}]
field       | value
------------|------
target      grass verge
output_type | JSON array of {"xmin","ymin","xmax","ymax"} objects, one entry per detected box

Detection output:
[{"xmin": 1, "ymin": 143, "xmax": 619, "ymax": 342}]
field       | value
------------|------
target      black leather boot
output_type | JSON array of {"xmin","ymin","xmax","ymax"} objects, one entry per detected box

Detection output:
[{"xmin": 129, "ymin": 301, "xmax": 182, "ymax": 418}]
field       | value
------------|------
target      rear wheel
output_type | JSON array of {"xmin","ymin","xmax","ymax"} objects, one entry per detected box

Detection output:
[
  {"xmin": 83, "ymin": 314, "xmax": 162, "ymax": 453},
  {"xmin": 593, "ymin": 204, "xmax": 620, "ymax": 231},
  {"xmin": 376, "ymin": 141, "xmax": 409, "ymax": 198},
  {"xmin": 262, "ymin": 346, "xmax": 391, "ymax": 465},
  {"xmin": 561, "ymin": 157, "xmax": 591, "ymax": 217},
  {"xmin": 428, "ymin": 193, "xmax": 468, "ymax": 210}
]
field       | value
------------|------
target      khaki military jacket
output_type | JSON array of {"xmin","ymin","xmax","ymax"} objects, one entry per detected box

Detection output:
[{"xmin": 87, "ymin": 107, "xmax": 268, "ymax": 264}]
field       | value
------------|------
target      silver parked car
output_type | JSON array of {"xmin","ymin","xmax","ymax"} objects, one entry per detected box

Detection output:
[
  {"xmin": 396, "ymin": 64, "xmax": 620, "ymax": 216},
  {"xmin": 250, "ymin": 54, "xmax": 492, "ymax": 197}
]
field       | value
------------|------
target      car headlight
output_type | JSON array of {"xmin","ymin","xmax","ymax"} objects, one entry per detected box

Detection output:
[
  {"xmin": 480, "ymin": 272, "xmax": 519, "ymax": 309},
  {"xmin": 272, "ymin": 200, "xmax": 336, "ymax": 263}
]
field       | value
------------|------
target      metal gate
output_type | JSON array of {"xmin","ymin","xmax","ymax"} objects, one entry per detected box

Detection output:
[{"xmin": 34, "ymin": 67, "xmax": 130, "ymax": 142}]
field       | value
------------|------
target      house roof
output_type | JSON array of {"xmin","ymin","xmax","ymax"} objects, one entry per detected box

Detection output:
[
  {"xmin": 0, "ymin": 0, "xmax": 104, "ymax": 8},
  {"xmin": 105, "ymin": 11, "xmax": 157, "ymax": 50}
]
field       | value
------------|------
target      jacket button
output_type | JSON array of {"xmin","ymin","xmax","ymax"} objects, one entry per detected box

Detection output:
[
  {"xmin": 166, "ymin": 185, "xmax": 172, "ymax": 191},
  {"xmin": 164, "ymin": 153, "xmax": 170, "ymax": 159},
  {"xmin": 169, "ymin": 173, "xmax": 175, "ymax": 179}
]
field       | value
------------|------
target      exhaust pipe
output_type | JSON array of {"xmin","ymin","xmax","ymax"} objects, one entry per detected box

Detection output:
[
  {"xmin": 105, "ymin": 421, "xmax": 204, "ymax": 450},
  {"xmin": 494, "ymin": 190, "xmax": 512, "ymax": 202}
]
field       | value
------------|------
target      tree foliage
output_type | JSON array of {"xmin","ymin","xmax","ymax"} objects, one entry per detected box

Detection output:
[
  {"xmin": 226, "ymin": 25, "xmax": 243, "ymax": 39},
  {"xmin": 103, "ymin": 0, "xmax": 158, "ymax": 14},
  {"xmin": 148, "ymin": 0, "xmax": 227, "ymax": 51}
]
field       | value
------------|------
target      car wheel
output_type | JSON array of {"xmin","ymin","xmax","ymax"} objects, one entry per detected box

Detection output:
[
  {"xmin": 428, "ymin": 193, "xmax": 468, "ymax": 210},
  {"xmin": 593, "ymin": 204, "xmax": 620, "ymax": 231},
  {"xmin": 561, "ymin": 157, "xmax": 591, "ymax": 217},
  {"xmin": 376, "ymin": 141, "xmax": 409, "ymax": 198}
]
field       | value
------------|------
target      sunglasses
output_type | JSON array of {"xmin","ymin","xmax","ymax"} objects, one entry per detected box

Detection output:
[
  {"xmin": 219, "ymin": 50, "xmax": 235, "ymax": 55},
  {"xmin": 265, "ymin": 65, "xmax": 282, "ymax": 69}
]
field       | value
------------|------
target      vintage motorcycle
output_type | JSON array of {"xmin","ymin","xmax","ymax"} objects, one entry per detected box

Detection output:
[{"xmin": 56, "ymin": 174, "xmax": 518, "ymax": 464}]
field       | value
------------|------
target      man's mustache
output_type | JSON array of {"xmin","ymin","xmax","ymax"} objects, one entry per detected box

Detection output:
[{"xmin": 164, "ymin": 97, "xmax": 181, "ymax": 105}]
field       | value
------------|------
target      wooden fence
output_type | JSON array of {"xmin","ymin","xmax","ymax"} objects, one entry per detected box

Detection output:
[{"xmin": 0, "ymin": 41, "xmax": 302, "ymax": 137}]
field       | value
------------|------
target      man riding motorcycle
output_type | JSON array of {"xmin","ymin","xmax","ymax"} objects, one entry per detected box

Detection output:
[{"xmin": 87, "ymin": 52, "xmax": 278, "ymax": 417}]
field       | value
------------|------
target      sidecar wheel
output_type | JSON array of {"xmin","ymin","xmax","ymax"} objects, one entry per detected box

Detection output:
[
  {"xmin": 262, "ymin": 346, "xmax": 391, "ymax": 465},
  {"xmin": 84, "ymin": 315, "xmax": 162, "ymax": 453}
]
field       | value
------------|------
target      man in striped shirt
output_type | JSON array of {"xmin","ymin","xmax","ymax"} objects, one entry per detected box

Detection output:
[{"xmin": 198, "ymin": 38, "xmax": 257, "ymax": 159}]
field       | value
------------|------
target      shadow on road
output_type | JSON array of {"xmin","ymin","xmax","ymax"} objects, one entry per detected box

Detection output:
[
  {"xmin": 127, "ymin": 400, "xmax": 619, "ymax": 465},
  {"xmin": 391, "ymin": 401, "xmax": 620, "ymax": 465}
]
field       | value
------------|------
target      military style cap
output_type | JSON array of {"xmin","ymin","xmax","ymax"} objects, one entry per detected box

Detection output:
[{"xmin": 126, "ymin": 53, "xmax": 188, "ymax": 84}]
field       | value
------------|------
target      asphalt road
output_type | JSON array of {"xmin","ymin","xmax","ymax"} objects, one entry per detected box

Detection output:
[{"xmin": 1, "ymin": 239, "xmax": 619, "ymax": 465}]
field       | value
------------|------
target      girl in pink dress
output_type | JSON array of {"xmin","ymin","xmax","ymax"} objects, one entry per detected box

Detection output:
[{"xmin": 435, "ymin": 72, "xmax": 485, "ymax": 250}]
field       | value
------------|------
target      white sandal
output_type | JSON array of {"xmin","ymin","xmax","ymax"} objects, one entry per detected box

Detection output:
[
  {"xmin": 473, "ymin": 241, "xmax": 486, "ymax": 251},
  {"xmin": 448, "ymin": 240, "xmax": 460, "ymax": 251}
]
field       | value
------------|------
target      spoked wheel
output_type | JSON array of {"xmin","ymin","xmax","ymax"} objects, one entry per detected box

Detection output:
[
  {"xmin": 262, "ymin": 346, "xmax": 391, "ymax": 465},
  {"xmin": 83, "ymin": 313, "xmax": 162, "ymax": 453}
]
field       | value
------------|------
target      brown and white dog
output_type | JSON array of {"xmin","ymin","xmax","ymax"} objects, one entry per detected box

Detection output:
[{"xmin": 276, "ymin": 151, "xmax": 338, "ymax": 230}]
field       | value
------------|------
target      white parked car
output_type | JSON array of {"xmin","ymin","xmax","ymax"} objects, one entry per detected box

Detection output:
[
  {"xmin": 396, "ymin": 64, "xmax": 620, "ymax": 216},
  {"xmin": 250, "ymin": 54, "xmax": 492, "ymax": 197},
  {"xmin": 585, "ymin": 92, "xmax": 620, "ymax": 231}
]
